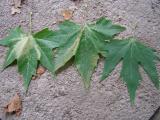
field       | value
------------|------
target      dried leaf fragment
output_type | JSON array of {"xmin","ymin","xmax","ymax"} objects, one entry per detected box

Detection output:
[
  {"xmin": 62, "ymin": 10, "xmax": 73, "ymax": 20},
  {"xmin": 11, "ymin": 7, "xmax": 21, "ymax": 15},
  {"xmin": 11, "ymin": 0, "xmax": 22, "ymax": 15},
  {"xmin": 13, "ymin": 0, "xmax": 21, "ymax": 8},
  {"xmin": 4, "ymin": 93, "xmax": 22, "ymax": 116},
  {"xmin": 32, "ymin": 75, "xmax": 37, "ymax": 80},
  {"xmin": 37, "ymin": 66, "xmax": 46, "ymax": 75},
  {"xmin": 32, "ymin": 66, "xmax": 46, "ymax": 80}
]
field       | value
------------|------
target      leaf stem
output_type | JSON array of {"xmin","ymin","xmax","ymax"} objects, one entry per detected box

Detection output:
[
  {"xmin": 131, "ymin": 22, "xmax": 138, "ymax": 36},
  {"xmin": 29, "ymin": 12, "xmax": 33, "ymax": 34}
]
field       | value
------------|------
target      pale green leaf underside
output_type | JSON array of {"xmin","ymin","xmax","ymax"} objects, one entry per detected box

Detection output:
[
  {"xmin": 53, "ymin": 17, "xmax": 125, "ymax": 88},
  {"xmin": 102, "ymin": 37, "xmax": 159, "ymax": 103},
  {"xmin": 0, "ymin": 27, "xmax": 58, "ymax": 90}
]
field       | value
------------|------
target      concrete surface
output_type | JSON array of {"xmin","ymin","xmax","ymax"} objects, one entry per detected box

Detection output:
[{"xmin": 0, "ymin": 0, "xmax": 160, "ymax": 120}]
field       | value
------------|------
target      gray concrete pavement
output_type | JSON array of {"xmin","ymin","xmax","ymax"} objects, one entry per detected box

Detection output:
[{"xmin": 0, "ymin": 0, "xmax": 160, "ymax": 120}]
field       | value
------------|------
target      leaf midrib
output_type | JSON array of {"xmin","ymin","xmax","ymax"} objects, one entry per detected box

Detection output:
[{"xmin": 83, "ymin": 25, "xmax": 100, "ymax": 53}]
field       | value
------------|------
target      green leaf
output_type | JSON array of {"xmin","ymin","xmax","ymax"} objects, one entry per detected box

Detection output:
[
  {"xmin": 0, "ymin": 27, "xmax": 59, "ymax": 90},
  {"xmin": 36, "ymin": 40, "xmax": 54, "ymax": 73},
  {"xmin": 101, "ymin": 37, "xmax": 159, "ymax": 103},
  {"xmin": 34, "ymin": 28, "xmax": 59, "ymax": 48},
  {"xmin": 3, "ymin": 46, "xmax": 16, "ymax": 69},
  {"xmin": 0, "ymin": 27, "xmax": 24, "ymax": 46},
  {"xmin": 53, "ymin": 17, "xmax": 125, "ymax": 88}
]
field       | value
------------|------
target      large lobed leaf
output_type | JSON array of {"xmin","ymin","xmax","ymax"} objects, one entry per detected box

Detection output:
[
  {"xmin": 53, "ymin": 17, "xmax": 126, "ymax": 88},
  {"xmin": 0, "ymin": 18, "xmax": 159, "ymax": 104},
  {"xmin": 101, "ymin": 37, "xmax": 159, "ymax": 103},
  {"xmin": 0, "ymin": 27, "xmax": 59, "ymax": 90}
]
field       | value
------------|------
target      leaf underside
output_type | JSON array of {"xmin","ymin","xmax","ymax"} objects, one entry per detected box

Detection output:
[
  {"xmin": 0, "ymin": 27, "xmax": 59, "ymax": 90},
  {"xmin": 101, "ymin": 37, "xmax": 159, "ymax": 103},
  {"xmin": 53, "ymin": 17, "xmax": 126, "ymax": 88}
]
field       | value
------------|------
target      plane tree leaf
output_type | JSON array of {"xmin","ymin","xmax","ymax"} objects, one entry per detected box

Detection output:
[
  {"xmin": 101, "ymin": 37, "xmax": 159, "ymax": 103},
  {"xmin": 0, "ymin": 18, "xmax": 159, "ymax": 105},
  {"xmin": 53, "ymin": 17, "xmax": 126, "ymax": 88},
  {"xmin": 0, "ymin": 27, "xmax": 59, "ymax": 90}
]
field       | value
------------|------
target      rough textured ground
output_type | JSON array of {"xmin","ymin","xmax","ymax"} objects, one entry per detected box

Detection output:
[{"xmin": 0, "ymin": 0, "xmax": 160, "ymax": 120}]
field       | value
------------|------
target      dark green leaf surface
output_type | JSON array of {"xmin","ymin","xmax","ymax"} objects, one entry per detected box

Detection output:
[
  {"xmin": 101, "ymin": 37, "xmax": 159, "ymax": 103},
  {"xmin": 0, "ymin": 27, "xmax": 59, "ymax": 90},
  {"xmin": 18, "ymin": 48, "xmax": 37, "ymax": 89},
  {"xmin": 53, "ymin": 17, "xmax": 125, "ymax": 88}
]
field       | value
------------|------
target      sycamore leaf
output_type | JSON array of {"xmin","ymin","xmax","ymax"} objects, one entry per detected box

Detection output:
[
  {"xmin": 101, "ymin": 37, "xmax": 159, "ymax": 103},
  {"xmin": 0, "ymin": 27, "xmax": 59, "ymax": 90},
  {"xmin": 53, "ymin": 17, "xmax": 126, "ymax": 88}
]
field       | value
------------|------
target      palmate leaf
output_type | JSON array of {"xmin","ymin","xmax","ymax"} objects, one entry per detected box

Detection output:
[
  {"xmin": 101, "ymin": 37, "xmax": 159, "ymax": 103},
  {"xmin": 0, "ymin": 27, "xmax": 59, "ymax": 90},
  {"xmin": 53, "ymin": 17, "xmax": 126, "ymax": 88}
]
